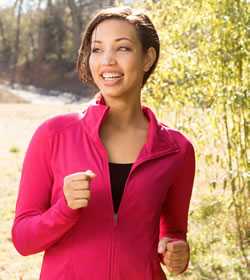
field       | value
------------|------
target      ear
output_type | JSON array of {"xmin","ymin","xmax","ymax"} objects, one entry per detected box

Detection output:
[{"xmin": 143, "ymin": 47, "xmax": 157, "ymax": 72}]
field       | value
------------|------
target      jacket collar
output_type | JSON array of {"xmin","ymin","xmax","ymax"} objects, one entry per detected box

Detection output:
[{"xmin": 82, "ymin": 94, "xmax": 179, "ymax": 159}]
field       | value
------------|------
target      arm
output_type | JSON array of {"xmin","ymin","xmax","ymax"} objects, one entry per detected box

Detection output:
[
  {"xmin": 159, "ymin": 141, "xmax": 195, "ymax": 272},
  {"xmin": 12, "ymin": 121, "xmax": 81, "ymax": 256}
]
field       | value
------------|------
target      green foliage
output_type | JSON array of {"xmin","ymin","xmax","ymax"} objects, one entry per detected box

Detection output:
[
  {"xmin": 125, "ymin": 0, "xmax": 249, "ymax": 279},
  {"xmin": 0, "ymin": 0, "xmax": 248, "ymax": 278}
]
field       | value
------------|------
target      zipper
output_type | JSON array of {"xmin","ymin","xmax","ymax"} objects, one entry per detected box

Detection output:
[
  {"xmin": 108, "ymin": 148, "xmax": 179, "ymax": 279},
  {"xmin": 97, "ymin": 133, "xmax": 179, "ymax": 227},
  {"xmin": 90, "ymin": 103, "xmax": 181, "ymax": 280},
  {"xmin": 109, "ymin": 231, "xmax": 114, "ymax": 280},
  {"xmin": 101, "ymin": 149, "xmax": 116, "ymax": 280},
  {"xmin": 94, "ymin": 106, "xmax": 117, "ymax": 224},
  {"xmin": 94, "ymin": 104, "xmax": 180, "ymax": 225},
  {"xmin": 106, "ymin": 156, "xmax": 118, "ymax": 224},
  {"xmin": 115, "ymin": 147, "xmax": 180, "ymax": 226},
  {"xmin": 94, "ymin": 107, "xmax": 180, "ymax": 279}
]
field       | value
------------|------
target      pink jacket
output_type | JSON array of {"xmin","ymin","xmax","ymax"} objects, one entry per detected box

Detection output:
[{"xmin": 12, "ymin": 97, "xmax": 195, "ymax": 280}]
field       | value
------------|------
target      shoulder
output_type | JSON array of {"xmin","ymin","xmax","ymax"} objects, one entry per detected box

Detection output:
[
  {"xmin": 143, "ymin": 105, "xmax": 195, "ymax": 156},
  {"xmin": 160, "ymin": 122, "xmax": 195, "ymax": 155},
  {"xmin": 31, "ymin": 111, "xmax": 85, "ymax": 141}
]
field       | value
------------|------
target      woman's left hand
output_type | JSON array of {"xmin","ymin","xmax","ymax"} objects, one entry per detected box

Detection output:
[{"xmin": 157, "ymin": 237, "xmax": 189, "ymax": 275}]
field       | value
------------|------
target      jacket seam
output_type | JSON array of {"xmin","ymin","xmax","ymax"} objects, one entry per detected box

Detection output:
[{"xmin": 45, "ymin": 112, "xmax": 85, "ymax": 139}]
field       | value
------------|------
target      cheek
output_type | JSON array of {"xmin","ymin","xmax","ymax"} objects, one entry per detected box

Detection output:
[
  {"xmin": 89, "ymin": 55, "xmax": 97, "ymax": 76},
  {"xmin": 125, "ymin": 54, "xmax": 145, "ymax": 72},
  {"xmin": 126, "ymin": 59, "xmax": 145, "ymax": 80},
  {"xmin": 88, "ymin": 57, "xmax": 94, "ymax": 74}
]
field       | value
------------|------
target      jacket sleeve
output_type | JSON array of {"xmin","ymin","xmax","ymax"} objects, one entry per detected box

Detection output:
[
  {"xmin": 159, "ymin": 141, "xmax": 195, "ymax": 271},
  {"xmin": 12, "ymin": 121, "xmax": 81, "ymax": 256}
]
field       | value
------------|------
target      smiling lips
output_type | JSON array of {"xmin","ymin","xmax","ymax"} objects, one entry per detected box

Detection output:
[{"xmin": 101, "ymin": 72, "xmax": 124, "ymax": 80}]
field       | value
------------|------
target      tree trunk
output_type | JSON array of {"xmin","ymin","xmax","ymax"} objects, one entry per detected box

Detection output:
[
  {"xmin": 67, "ymin": 0, "xmax": 82, "ymax": 54},
  {"xmin": 0, "ymin": 18, "xmax": 11, "ymax": 64},
  {"xmin": 36, "ymin": 0, "xmax": 53, "ymax": 63},
  {"xmin": 0, "ymin": 19, "xmax": 7, "ymax": 50},
  {"xmin": 10, "ymin": 0, "xmax": 24, "ymax": 86}
]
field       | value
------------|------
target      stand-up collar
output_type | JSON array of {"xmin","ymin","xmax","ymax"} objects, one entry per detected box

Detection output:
[{"xmin": 82, "ymin": 94, "xmax": 179, "ymax": 158}]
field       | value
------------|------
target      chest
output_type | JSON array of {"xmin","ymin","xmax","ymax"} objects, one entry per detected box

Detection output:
[
  {"xmin": 100, "ymin": 126, "xmax": 147, "ymax": 163},
  {"xmin": 50, "ymin": 132, "xmax": 179, "ymax": 222}
]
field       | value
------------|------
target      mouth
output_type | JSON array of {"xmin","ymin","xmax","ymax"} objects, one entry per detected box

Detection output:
[{"xmin": 100, "ymin": 72, "xmax": 124, "ymax": 81}]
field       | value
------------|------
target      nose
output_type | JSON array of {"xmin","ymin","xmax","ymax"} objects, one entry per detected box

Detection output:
[{"xmin": 101, "ymin": 50, "xmax": 116, "ymax": 65}]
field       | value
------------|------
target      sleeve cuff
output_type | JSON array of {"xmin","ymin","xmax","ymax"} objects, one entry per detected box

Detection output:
[{"xmin": 57, "ymin": 196, "xmax": 81, "ymax": 219}]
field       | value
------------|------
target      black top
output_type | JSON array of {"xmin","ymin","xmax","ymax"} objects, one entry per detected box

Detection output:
[{"xmin": 109, "ymin": 162, "xmax": 133, "ymax": 213}]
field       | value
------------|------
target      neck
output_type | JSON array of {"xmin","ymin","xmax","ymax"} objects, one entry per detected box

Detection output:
[{"xmin": 101, "ymin": 94, "xmax": 147, "ymax": 130}]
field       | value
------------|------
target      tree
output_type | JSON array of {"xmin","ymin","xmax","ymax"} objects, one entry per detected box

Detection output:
[
  {"xmin": 10, "ymin": 0, "xmax": 24, "ymax": 85},
  {"xmin": 126, "ymin": 0, "xmax": 249, "ymax": 279},
  {"xmin": 0, "ymin": 18, "xmax": 11, "ymax": 64},
  {"xmin": 66, "ymin": 0, "xmax": 82, "ymax": 54}
]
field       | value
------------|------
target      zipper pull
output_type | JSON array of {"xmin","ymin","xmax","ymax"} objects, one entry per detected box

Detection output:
[{"xmin": 114, "ymin": 214, "xmax": 118, "ymax": 225}]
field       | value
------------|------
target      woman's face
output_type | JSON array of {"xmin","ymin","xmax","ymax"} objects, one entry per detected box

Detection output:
[{"xmin": 89, "ymin": 19, "xmax": 153, "ymax": 100}]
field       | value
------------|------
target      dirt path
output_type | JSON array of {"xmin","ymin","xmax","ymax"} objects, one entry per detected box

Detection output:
[{"xmin": 0, "ymin": 103, "xmax": 89, "ymax": 279}]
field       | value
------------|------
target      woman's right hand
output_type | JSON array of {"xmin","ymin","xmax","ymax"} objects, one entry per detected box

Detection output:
[{"xmin": 63, "ymin": 170, "xmax": 96, "ymax": 210}]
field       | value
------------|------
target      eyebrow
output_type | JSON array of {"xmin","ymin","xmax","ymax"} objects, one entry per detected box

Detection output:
[{"xmin": 91, "ymin": 37, "xmax": 134, "ymax": 44}]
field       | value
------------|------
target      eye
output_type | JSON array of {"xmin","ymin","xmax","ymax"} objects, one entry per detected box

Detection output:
[
  {"xmin": 91, "ymin": 47, "xmax": 102, "ymax": 53},
  {"xmin": 118, "ymin": 46, "xmax": 131, "ymax": 52}
]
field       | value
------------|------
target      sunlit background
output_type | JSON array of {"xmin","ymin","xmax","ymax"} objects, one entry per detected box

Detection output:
[{"xmin": 0, "ymin": 0, "xmax": 249, "ymax": 279}]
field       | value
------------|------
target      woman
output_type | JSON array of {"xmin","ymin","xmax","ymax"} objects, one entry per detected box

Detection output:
[{"xmin": 12, "ymin": 6, "xmax": 195, "ymax": 280}]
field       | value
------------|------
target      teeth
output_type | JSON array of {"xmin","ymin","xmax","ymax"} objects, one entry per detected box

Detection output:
[
  {"xmin": 102, "ymin": 72, "xmax": 123, "ymax": 79},
  {"xmin": 103, "ymin": 77, "xmax": 120, "ymax": 80}
]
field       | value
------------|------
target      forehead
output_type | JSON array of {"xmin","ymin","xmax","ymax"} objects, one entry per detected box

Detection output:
[{"xmin": 91, "ymin": 19, "xmax": 139, "ymax": 43}]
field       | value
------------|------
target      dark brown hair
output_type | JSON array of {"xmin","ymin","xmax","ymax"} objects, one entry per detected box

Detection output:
[{"xmin": 76, "ymin": 6, "xmax": 160, "ymax": 87}]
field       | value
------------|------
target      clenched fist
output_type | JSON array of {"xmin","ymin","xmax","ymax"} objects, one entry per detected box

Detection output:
[
  {"xmin": 158, "ymin": 237, "xmax": 189, "ymax": 275},
  {"xmin": 63, "ymin": 170, "xmax": 96, "ymax": 210}
]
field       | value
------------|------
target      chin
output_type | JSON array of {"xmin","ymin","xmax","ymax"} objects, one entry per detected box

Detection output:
[{"xmin": 100, "ymin": 88, "xmax": 126, "ymax": 98}]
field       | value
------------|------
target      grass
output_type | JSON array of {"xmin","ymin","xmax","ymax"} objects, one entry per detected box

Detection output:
[{"xmin": 9, "ymin": 146, "xmax": 20, "ymax": 154}]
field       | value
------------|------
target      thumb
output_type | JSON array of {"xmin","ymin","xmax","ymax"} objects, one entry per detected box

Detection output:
[
  {"xmin": 157, "ymin": 238, "xmax": 168, "ymax": 254},
  {"xmin": 84, "ymin": 170, "xmax": 96, "ymax": 179},
  {"xmin": 158, "ymin": 237, "xmax": 176, "ymax": 254}
]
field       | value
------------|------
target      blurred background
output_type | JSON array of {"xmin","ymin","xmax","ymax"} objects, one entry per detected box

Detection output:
[
  {"xmin": 0, "ymin": 0, "xmax": 118, "ymax": 99},
  {"xmin": 0, "ymin": 0, "xmax": 249, "ymax": 279}
]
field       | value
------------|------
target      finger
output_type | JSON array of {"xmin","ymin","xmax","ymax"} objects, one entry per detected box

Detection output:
[
  {"xmin": 72, "ymin": 190, "xmax": 91, "ymax": 199},
  {"xmin": 76, "ymin": 198, "xmax": 89, "ymax": 207},
  {"xmin": 164, "ymin": 256, "xmax": 187, "ymax": 267},
  {"xmin": 165, "ymin": 251, "xmax": 188, "ymax": 261},
  {"xmin": 164, "ymin": 257, "xmax": 186, "ymax": 270},
  {"xmin": 164, "ymin": 255, "xmax": 187, "ymax": 264},
  {"xmin": 71, "ymin": 176, "xmax": 92, "ymax": 182},
  {"xmin": 166, "ymin": 261, "xmax": 184, "ymax": 269},
  {"xmin": 69, "ymin": 199, "xmax": 89, "ymax": 209},
  {"xmin": 158, "ymin": 240, "xmax": 167, "ymax": 254},
  {"xmin": 84, "ymin": 170, "xmax": 96, "ymax": 179},
  {"xmin": 167, "ymin": 240, "xmax": 188, "ymax": 253},
  {"xmin": 71, "ymin": 181, "xmax": 90, "ymax": 190},
  {"xmin": 166, "ymin": 264, "xmax": 184, "ymax": 274},
  {"xmin": 165, "ymin": 259, "xmax": 180, "ymax": 270},
  {"xmin": 158, "ymin": 237, "xmax": 172, "ymax": 254},
  {"xmin": 65, "ymin": 170, "xmax": 96, "ymax": 182},
  {"xmin": 163, "ymin": 255, "xmax": 188, "ymax": 268}
]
